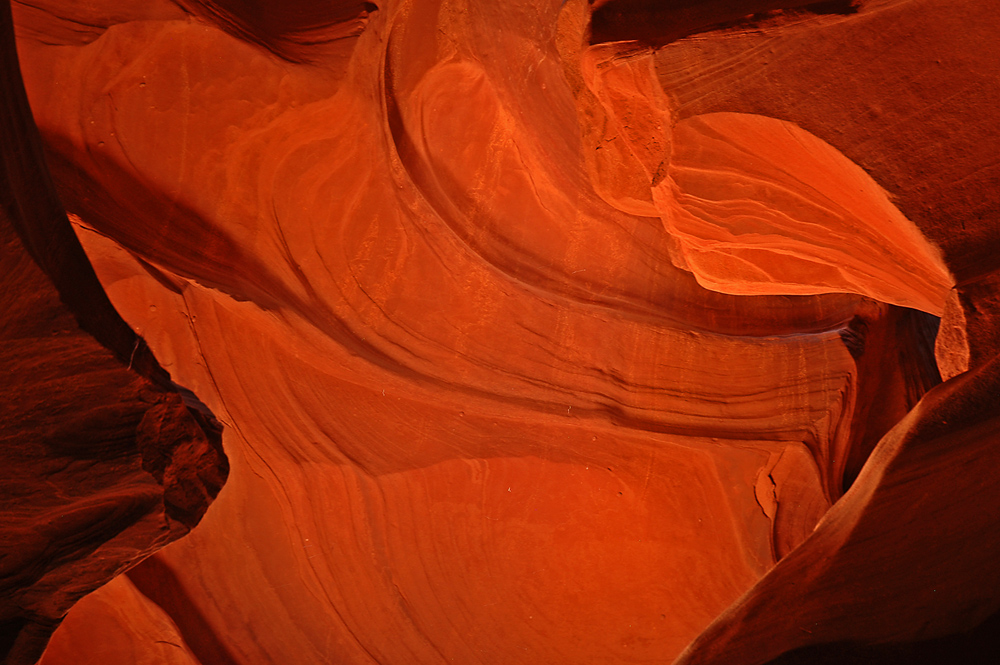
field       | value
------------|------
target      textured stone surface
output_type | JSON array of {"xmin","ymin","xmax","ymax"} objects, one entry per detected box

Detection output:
[
  {"xmin": 0, "ymin": 2, "xmax": 227, "ymax": 662},
  {"xmin": 3, "ymin": 0, "xmax": 999, "ymax": 663}
]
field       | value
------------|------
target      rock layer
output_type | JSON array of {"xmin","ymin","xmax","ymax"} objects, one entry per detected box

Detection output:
[
  {"xmin": 1, "ymin": 2, "xmax": 227, "ymax": 662},
  {"xmin": 3, "ymin": 0, "xmax": 999, "ymax": 664}
]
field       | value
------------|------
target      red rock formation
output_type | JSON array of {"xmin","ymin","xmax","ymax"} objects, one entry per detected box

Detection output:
[
  {"xmin": 3, "ymin": 0, "xmax": 999, "ymax": 663},
  {"xmin": 0, "ymin": 2, "xmax": 227, "ymax": 662}
]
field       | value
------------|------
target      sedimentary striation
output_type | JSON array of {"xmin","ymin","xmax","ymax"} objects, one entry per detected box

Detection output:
[
  {"xmin": 1, "ymin": 2, "xmax": 227, "ymax": 662},
  {"xmin": 2, "ymin": 0, "xmax": 998, "ymax": 663}
]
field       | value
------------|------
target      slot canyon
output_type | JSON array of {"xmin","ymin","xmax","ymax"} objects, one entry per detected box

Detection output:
[{"xmin": 2, "ymin": 0, "xmax": 999, "ymax": 663}]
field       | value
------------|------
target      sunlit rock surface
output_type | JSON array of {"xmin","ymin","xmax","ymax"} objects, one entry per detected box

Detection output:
[{"xmin": 3, "ymin": 0, "xmax": 999, "ymax": 663}]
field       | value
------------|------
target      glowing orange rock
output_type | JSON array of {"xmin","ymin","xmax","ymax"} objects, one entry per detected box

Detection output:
[{"xmin": 4, "ymin": 0, "xmax": 1000, "ymax": 664}]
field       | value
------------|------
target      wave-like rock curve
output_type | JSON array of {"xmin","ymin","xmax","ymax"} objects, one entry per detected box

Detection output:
[{"xmin": 2, "ymin": 0, "xmax": 999, "ymax": 663}]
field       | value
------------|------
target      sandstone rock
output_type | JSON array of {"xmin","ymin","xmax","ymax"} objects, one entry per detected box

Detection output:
[
  {"xmin": 1, "ymin": 3, "xmax": 227, "ymax": 662},
  {"xmin": 3, "ymin": 0, "xmax": 998, "ymax": 663}
]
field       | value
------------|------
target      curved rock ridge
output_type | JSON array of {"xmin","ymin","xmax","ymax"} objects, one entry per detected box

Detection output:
[
  {"xmin": 572, "ymin": 35, "xmax": 952, "ymax": 313},
  {"xmin": 1, "ymin": 2, "xmax": 228, "ymax": 663},
  {"xmin": 653, "ymin": 0, "xmax": 1000, "ymax": 283},
  {"xmin": 3, "ymin": 0, "xmax": 998, "ymax": 664},
  {"xmin": 659, "ymin": 112, "xmax": 952, "ymax": 313}
]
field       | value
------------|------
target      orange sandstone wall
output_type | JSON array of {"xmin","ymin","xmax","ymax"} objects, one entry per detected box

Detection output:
[{"xmin": 3, "ymin": 0, "xmax": 999, "ymax": 663}]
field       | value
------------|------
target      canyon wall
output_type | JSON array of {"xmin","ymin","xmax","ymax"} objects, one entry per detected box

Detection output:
[{"xmin": 3, "ymin": 0, "xmax": 999, "ymax": 663}]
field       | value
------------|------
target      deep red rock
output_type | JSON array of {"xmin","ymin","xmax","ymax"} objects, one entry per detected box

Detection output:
[
  {"xmin": 1, "ymin": 2, "xmax": 226, "ymax": 662},
  {"xmin": 2, "ymin": 0, "xmax": 998, "ymax": 663}
]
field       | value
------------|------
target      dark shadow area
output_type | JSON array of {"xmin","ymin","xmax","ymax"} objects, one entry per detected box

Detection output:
[
  {"xmin": 765, "ymin": 604, "xmax": 1000, "ymax": 664},
  {"xmin": 128, "ymin": 557, "xmax": 242, "ymax": 665},
  {"xmin": 839, "ymin": 306, "xmax": 942, "ymax": 495},
  {"xmin": 1, "ymin": 2, "xmax": 227, "ymax": 663},
  {"xmin": 590, "ymin": 0, "xmax": 859, "ymax": 46},
  {"xmin": 173, "ymin": 0, "xmax": 377, "ymax": 63}
]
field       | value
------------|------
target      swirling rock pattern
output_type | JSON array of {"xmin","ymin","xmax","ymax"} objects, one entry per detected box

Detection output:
[
  {"xmin": 4, "ymin": 0, "xmax": 999, "ymax": 663},
  {"xmin": 0, "ymin": 3, "xmax": 227, "ymax": 662}
]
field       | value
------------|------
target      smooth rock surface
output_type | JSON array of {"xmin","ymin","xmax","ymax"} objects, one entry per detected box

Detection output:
[
  {"xmin": 3, "ymin": 0, "xmax": 999, "ymax": 663},
  {"xmin": 1, "ymin": 1, "xmax": 227, "ymax": 662}
]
